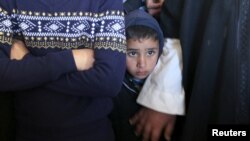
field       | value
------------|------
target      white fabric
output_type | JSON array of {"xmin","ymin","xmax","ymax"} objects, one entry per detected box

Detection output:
[{"xmin": 137, "ymin": 38, "xmax": 185, "ymax": 115}]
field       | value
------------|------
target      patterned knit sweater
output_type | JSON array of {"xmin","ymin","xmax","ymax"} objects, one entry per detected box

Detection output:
[{"xmin": 0, "ymin": 0, "xmax": 126, "ymax": 140}]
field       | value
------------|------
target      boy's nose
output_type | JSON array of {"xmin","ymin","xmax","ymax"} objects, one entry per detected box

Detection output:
[{"xmin": 137, "ymin": 55, "xmax": 146, "ymax": 68}]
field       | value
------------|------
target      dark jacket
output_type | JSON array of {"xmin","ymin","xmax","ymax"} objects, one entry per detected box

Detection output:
[
  {"xmin": 0, "ymin": 94, "xmax": 15, "ymax": 141},
  {"xmin": 110, "ymin": 73, "xmax": 142, "ymax": 141},
  {"xmin": 160, "ymin": 0, "xmax": 250, "ymax": 140},
  {"xmin": 123, "ymin": 0, "xmax": 144, "ymax": 13}
]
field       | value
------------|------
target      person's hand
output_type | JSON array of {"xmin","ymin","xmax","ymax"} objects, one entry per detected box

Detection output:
[
  {"xmin": 72, "ymin": 49, "xmax": 95, "ymax": 71},
  {"xmin": 10, "ymin": 39, "xmax": 29, "ymax": 60},
  {"xmin": 130, "ymin": 107, "xmax": 176, "ymax": 141},
  {"xmin": 146, "ymin": 0, "xmax": 164, "ymax": 17}
]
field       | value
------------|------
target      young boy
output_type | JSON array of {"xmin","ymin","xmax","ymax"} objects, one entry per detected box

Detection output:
[{"xmin": 110, "ymin": 10, "xmax": 164, "ymax": 141}]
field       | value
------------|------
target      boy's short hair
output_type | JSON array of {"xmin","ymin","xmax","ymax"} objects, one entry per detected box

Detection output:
[
  {"xmin": 125, "ymin": 10, "xmax": 164, "ymax": 54},
  {"xmin": 126, "ymin": 25, "xmax": 159, "ymax": 41}
]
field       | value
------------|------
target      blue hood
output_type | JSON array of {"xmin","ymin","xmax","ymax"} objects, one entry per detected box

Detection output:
[{"xmin": 125, "ymin": 10, "xmax": 164, "ymax": 54}]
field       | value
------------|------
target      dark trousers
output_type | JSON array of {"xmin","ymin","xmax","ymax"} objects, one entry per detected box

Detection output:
[{"xmin": 0, "ymin": 94, "xmax": 15, "ymax": 141}]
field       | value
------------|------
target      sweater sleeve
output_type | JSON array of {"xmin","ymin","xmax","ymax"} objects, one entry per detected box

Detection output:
[
  {"xmin": 0, "ymin": 45, "xmax": 77, "ymax": 92},
  {"xmin": 43, "ymin": 0, "xmax": 127, "ymax": 98},
  {"xmin": 0, "ymin": 2, "xmax": 77, "ymax": 91}
]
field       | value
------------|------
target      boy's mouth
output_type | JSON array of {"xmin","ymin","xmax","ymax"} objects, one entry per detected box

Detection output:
[{"xmin": 136, "ymin": 71, "xmax": 148, "ymax": 76}]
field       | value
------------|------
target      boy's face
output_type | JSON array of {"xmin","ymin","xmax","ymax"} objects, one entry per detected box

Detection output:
[{"xmin": 126, "ymin": 38, "xmax": 159, "ymax": 80}]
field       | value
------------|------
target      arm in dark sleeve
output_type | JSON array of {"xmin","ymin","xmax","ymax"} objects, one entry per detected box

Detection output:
[
  {"xmin": 0, "ymin": 2, "xmax": 77, "ymax": 92},
  {"xmin": 0, "ymin": 44, "xmax": 77, "ymax": 92},
  {"xmin": 43, "ymin": 0, "xmax": 127, "ymax": 98},
  {"xmin": 44, "ymin": 49, "xmax": 126, "ymax": 98}
]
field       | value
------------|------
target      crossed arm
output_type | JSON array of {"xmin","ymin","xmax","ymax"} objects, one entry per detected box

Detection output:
[
  {"xmin": 2, "ymin": 37, "xmax": 126, "ymax": 98},
  {"xmin": 0, "ymin": 40, "xmax": 94, "ymax": 91},
  {"xmin": 10, "ymin": 39, "xmax": 94, "ymax": 70}
]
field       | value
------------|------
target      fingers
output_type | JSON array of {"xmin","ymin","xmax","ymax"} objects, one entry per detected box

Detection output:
[
  {"xmin": 130, "ymin": 108, "xmax": 177, "ymax": 141},
  {"xmin": 135, "ymin": 120, "xmax": 144, "ymax": 137},
  {"xmin": 129, "ymin": 111, "xmax": 139, "ymax": 126},
  {"xmin": 10, "ymin": 40, "xmax": 29, "ymax": 60},
  {"xmin": 143, "ymin": 123, "xmax": 162, "ymax": 141},
  {"xmin": 72, "ymin": 49, "xmax": 95, "ymax": 71},
  {"xmin": 163, "ymin": 116, "xmax": 176, "ymax": 141},
  {"xmin": 150, "ymin": 126, "xmax": 162, "ymax": 141},
  {"xmin": 164, "ymin": 126, "xmax": 172, "ymax": 141},
  {"xmin": 142, "ymin": 122, "xmax": 151, "ymax": 141},
  {"xmin": 134, "ymin": 111, "xmax": 147, "ymax": 136},
  {"xmin": 142, "ymin": 117, "xmax": 165, "ymax": 141},
  {"xmin": 130, "ymin": 109, "xmax": 148, "ymax": 138},
  {"xmin": 131, "ymin": 108, "xmax": 162, "ymax": 141}
]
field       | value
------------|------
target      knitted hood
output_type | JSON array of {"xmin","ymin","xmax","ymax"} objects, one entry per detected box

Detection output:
[{"xmin": 125, "ymin": 9, "xmax": 164, "ymax": 54}]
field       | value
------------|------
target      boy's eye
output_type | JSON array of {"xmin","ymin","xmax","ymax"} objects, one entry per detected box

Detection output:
[
  {"xmin": 127, "ymin": 51, "xmax": 138, "ymax": 57},
  {"xmin": 147, "ymin": 50, "xmax": 155, "ymax": 56}
]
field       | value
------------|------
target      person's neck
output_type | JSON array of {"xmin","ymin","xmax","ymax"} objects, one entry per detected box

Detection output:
[{"xmin": 126, "ymin": 73, "xmax": 145, "ymax": 89}]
